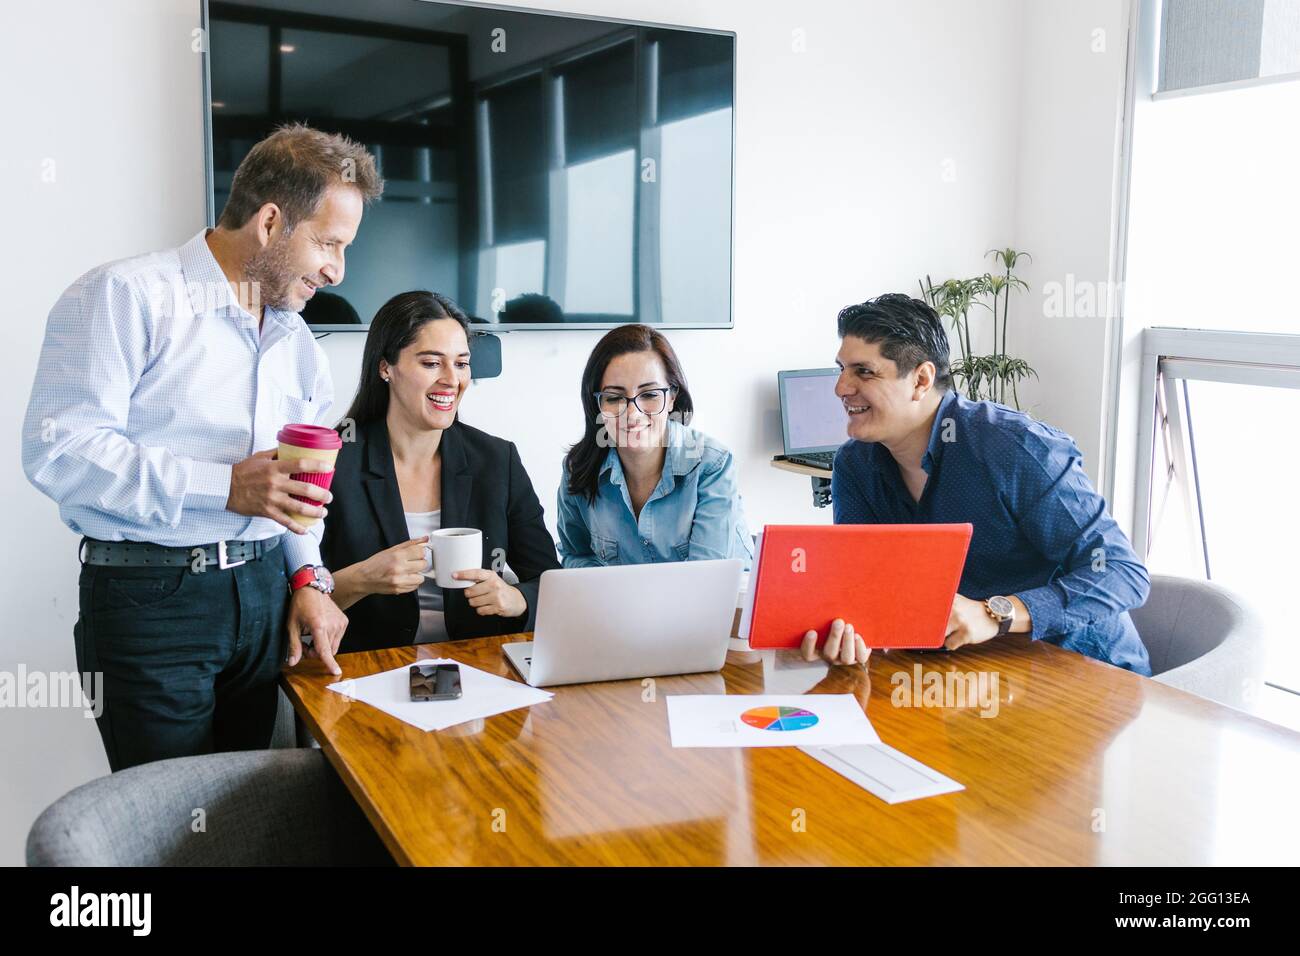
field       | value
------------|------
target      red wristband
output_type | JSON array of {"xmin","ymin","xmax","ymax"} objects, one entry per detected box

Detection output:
[{"xmin": 290, "ymin": 566, "xmax": 318, "ymax": 592}]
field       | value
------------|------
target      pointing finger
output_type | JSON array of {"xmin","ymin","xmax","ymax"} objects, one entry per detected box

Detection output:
[{"xmin": 312, "ymin": 620, "xmax": 341, "ymax": 676}]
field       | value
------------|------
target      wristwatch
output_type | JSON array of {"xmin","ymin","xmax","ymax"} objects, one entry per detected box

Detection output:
[
  {"xmin": 290, "ymin": 564, "xmax": 335, "ymax": 595},
  {"xmin": 984, "ymin": 595, "xmax": 1015, "ymax": 637}
]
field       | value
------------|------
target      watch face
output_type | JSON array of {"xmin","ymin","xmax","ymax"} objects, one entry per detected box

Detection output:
[{"xmin": 987, "ymin": 595, "xmax": 1014, "ymax": 619}]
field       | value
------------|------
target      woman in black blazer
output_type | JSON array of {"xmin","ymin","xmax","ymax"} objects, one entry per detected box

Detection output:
[{"xmin": 321, "ymin": 291, "xmax": 559, "ymax": 653}]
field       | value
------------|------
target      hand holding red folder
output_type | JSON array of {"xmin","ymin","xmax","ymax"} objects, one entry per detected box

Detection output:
[{"xmin": 740, "ymin": 524, "xmax": 973, "ymax": 650}]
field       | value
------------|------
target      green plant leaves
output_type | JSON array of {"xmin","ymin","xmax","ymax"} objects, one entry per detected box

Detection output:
[{"xmin": 917, "ymin": 247, "xmax": 1033, "ymax": 408}]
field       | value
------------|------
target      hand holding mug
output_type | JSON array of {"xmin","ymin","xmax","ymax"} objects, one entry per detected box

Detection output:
[
  {"xmin": 453, "ymin": 568, "xmax": 527, "ymax": 618},
  {"xmin": 362, "ymin": 536, "xmax": 429, "ymax": 596}
]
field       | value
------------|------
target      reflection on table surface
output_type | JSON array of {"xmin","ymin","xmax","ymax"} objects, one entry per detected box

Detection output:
[{"xmin": 283, "ymin": 634, "xmax": 1300, "ymax": 866}]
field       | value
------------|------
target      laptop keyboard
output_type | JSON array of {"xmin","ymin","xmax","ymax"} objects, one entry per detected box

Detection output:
[{"xmin": 786, "ymin": 451, "xmax": 835, "ymax": 468}]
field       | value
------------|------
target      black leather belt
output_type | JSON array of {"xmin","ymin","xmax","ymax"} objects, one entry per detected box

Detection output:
[{"xmin": 79, "ymin": 535, "xmax": 282, "ymax": 572}]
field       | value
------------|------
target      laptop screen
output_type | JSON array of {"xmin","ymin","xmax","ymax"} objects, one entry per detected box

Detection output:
[{"xmin": 778, "ymin": 368, "xmax": 847, "ymax": 454}]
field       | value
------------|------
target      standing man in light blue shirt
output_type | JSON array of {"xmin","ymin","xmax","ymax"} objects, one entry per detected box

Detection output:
[{"xmin": 22, "ymin": 124, "xmax": 383, "ymax": 771}]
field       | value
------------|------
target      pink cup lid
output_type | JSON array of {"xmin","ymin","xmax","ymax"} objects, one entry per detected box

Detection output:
[{"xmin": 277, "ymin": 424, "xmax": 342, "ymax": 450}]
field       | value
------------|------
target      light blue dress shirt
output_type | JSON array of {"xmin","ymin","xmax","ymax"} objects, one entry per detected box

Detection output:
[
  {"xmin": 556, "ymin": 419, "xmax": 754, "ymax": 570},
  {"xmin": 21, "ymin": 229, "xmax": 335, "ymax": 574}
]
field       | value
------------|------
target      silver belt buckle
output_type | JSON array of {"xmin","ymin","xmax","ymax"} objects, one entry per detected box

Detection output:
[{"xmin": 217, "ymin": 540, "xmax": 246, "ymax": 570}]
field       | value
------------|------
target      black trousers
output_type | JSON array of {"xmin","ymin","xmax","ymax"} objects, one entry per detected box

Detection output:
[{"xmin": 73, "ymin": 550, "xmax": 289, "ymax": 772}]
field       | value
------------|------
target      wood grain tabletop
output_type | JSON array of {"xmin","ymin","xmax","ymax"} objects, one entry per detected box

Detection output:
[{"xmin": 282, "ymin": 633, "xmax": 1300, "ymax": 866}]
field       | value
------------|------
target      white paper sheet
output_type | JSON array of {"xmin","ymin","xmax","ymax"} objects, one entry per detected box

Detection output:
[
  {"xmin": 666, "ymin": 694, "xmax": 880, "ymax": 748},
  {"xmin": 327, "ymin": 658, "xmax": 552, "ymax": 732},
  {"xmin": 800, "ymin": 743, "xmax": 965, "ymax": 803}
]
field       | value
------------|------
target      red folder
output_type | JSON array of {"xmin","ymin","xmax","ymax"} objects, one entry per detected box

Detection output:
[{"xmin": 743, "ymin": 524, "xmax": 973, "ymax": 650}]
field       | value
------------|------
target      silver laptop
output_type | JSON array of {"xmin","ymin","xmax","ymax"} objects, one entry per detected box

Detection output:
[{"xmin": 502, "ymin": 559, "xmax": 744, "ymax": 687}]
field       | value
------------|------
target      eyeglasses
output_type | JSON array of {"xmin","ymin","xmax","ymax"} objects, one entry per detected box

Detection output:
[{"xmin": 593, "ymin": 386, "xmax": 677, "ymax": 418}]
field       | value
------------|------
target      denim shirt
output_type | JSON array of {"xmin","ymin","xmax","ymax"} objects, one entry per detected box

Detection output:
[
  {"xmin": 832, "ymin": 389, "xmax": 1152, "ymax": 675},
  {"xmin": 557, "ymin": 419, "xmax": 754, "ymax": 571}
]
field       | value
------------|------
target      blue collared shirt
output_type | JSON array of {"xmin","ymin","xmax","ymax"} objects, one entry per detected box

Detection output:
[
  {"xmin": 22, "ymin": 229, "xmax": 334, "ymax": 574},
  {"xmin": 831, "ymin": 389, "xmax": 1152, "ymax": 674},
  {"xmin": 557, "ymin": 419, "xmax": 754, "ymax": 570}
]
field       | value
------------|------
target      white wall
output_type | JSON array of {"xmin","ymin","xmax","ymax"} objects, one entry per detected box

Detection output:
[
  {"xmin": 0, "ymin": 0, "xmax": 211, "ymax": 865},
  {"xmin": 326, "ymin": 0, "xmax": 1030, "ymax": 542},
  {"xmin": 1009, "ymin": 0, "xmax": 1131, "ymax": 488},
  {"xmin": 1, "ymin": 0, "xmax": 1120, "ymax": 866}
]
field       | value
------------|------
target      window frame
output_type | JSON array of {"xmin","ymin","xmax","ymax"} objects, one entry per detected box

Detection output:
[
  {"xmin": 1133, "ymin": 327, "xmax": 1300, "ymax": 559},
  {"xmin": 471, "ymin": 26, "xmax": 735, "ymax": 328}
]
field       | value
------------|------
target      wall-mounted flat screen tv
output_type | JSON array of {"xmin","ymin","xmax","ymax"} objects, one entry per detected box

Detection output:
[{"xmin": 203, "ymin": 0, "xmax": 736, "ymax": 331}]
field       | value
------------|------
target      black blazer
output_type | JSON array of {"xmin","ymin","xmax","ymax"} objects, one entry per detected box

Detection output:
[{"xmin": 321, "ymin": 417, "xmax": 560, "ymax": 653}]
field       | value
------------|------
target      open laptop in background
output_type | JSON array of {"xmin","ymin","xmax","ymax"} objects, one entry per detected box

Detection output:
[
  {"xmin": 502, "ymin": 559, "xmax": 744, "ymax": 687},
  {"xmin": 777, "ymin": 368, "xmax": 846, "ymax": 470}
]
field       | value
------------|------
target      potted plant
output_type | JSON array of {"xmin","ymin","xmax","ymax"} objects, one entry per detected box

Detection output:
[{"xmin": 918, "ymin": 248, "xmax": 1035, "ymax": 409}]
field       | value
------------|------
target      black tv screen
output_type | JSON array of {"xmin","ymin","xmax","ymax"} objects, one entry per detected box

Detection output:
[{"xmin": 203, "ymin": 0, "xmax": 735, "ymax": 330}]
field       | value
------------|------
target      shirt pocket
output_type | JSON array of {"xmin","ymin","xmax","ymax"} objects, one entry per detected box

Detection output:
[
  {"xmin": 672, "ymin": 540, "xmax": 690, "ymax": 561},
  {"xmin": 275, "ymin": 385, "xmax": 320, "ymax": 427},
  {"xmin": 591, "ymin": 533, "xmax": 620, "ymax": 565}
]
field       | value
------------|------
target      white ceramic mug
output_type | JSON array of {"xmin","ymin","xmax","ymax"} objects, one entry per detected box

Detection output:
[{"xmin": 428, "ymin": 528, "xmax": 483, "ymax": 589}]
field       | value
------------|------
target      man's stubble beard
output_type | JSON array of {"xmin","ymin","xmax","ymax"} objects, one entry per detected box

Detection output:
[{"xmin": 244, "ymin": 231, "xmax": 298, "ymax": 312}]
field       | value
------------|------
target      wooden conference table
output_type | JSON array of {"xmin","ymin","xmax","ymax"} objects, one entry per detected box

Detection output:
[{"xmin": 282, "ymin": 633, "xmax": 1300, "ymax": 866}]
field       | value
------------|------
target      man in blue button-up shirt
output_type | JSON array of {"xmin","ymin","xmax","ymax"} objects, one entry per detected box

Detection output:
[
  {"xmin": 800, "ymin": 293, "xmax": 1151, "ymax": 675},
  {"xmin": 22, "ymin": 125, "xmax": 383, "ymax": 770}
]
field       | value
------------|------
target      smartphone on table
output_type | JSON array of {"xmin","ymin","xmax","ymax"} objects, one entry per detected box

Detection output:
[{"xmin": 409, "ymin": 663, "xmax": 462, "ymax": 701}]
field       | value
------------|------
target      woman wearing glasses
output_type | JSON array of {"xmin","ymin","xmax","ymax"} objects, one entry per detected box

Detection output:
[
  {"xmin": 319, "ymin": 291, "xmax": 560, "ymax": 652},
  {"xmin": 557, "ymin": 324, "xmax": 753, "ymax": 570}
]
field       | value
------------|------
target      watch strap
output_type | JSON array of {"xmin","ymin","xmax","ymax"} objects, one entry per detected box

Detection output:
[
  {"xmin": 986, "ymin": 597, "xmax": 1015, "ymax": 637},
  {"xmin": 290, "ymin": 566, "xmax": 318, "ymax": 592}
]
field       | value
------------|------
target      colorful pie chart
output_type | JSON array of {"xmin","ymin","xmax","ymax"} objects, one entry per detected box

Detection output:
[{"xmin": 740, "ymin": 705, "xmax": 819, "ymax": 732}]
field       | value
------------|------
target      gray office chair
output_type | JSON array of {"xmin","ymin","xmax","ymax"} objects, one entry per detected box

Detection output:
[
  {"xmin": 26, "ymin": 749, "xmax": 392, "ymax": 866},
  {"xmin": 270, "ymin": 687, "xmax": 298, "ymax": 748},
  {"xmin": 1130, "ymin": 574, "xmax": 1265, "ymax": 711},
  {"xmin": 271, "ymin": 687, "xmax": 320, "ymax": 750}
]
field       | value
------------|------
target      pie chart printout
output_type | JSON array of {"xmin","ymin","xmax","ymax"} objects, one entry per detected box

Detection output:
[{"xmin": 740, "ymin": 705, "xmax": 820, "ymax": 732}]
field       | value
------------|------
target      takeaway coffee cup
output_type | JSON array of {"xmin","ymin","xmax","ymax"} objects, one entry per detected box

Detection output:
[
  {"xmin": 276, "ymin": 424, "xmax": 342, "ymax": 528},
  {"xmin": 428, "ymin": 528, "xmax": 483, "ymax": 589}
]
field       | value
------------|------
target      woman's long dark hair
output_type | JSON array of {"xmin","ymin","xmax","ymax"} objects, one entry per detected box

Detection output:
[
  {"xmin": 340, "ymin": 291, "xmax": 470, "ymax": 429},
  {"xmin": 564, "ymin": 324, "xmax": 694, "ymax": 503}
]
